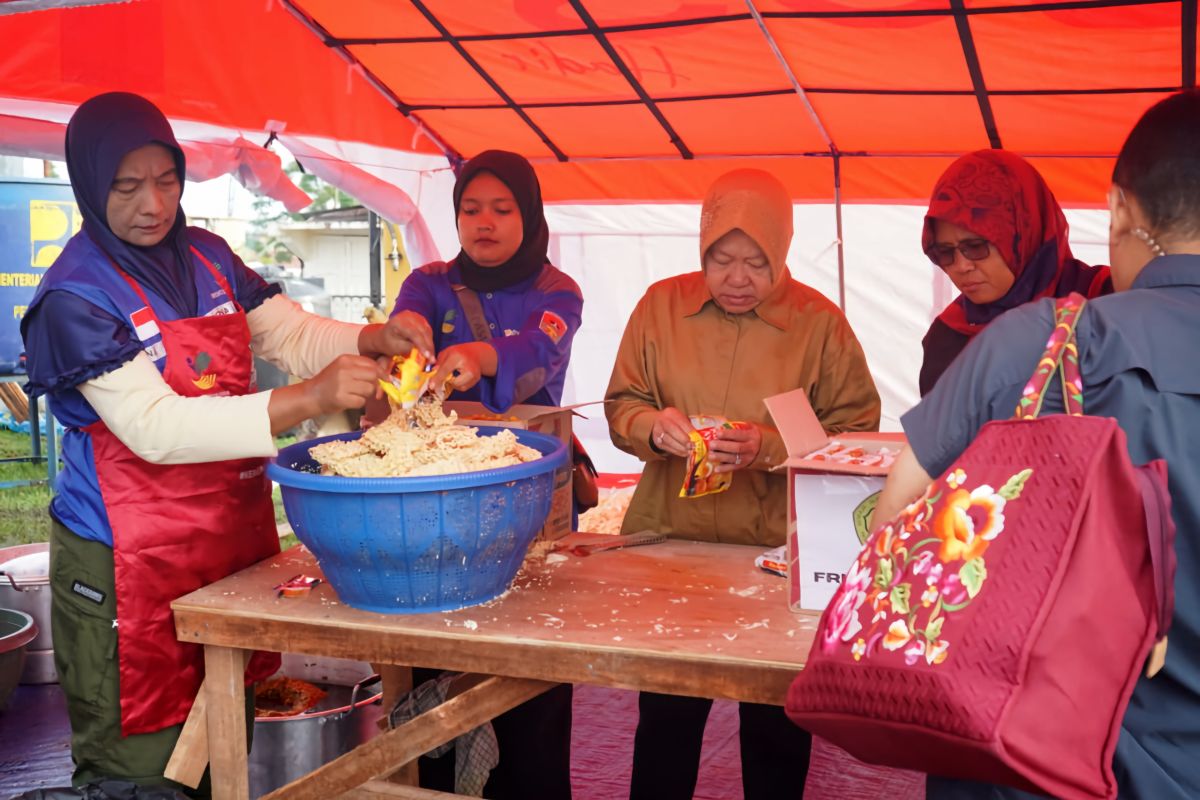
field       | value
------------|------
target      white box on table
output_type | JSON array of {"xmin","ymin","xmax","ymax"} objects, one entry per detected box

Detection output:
[{"xmin": 764, "ymin": 389, "xmax": 906, "ymax": 612}]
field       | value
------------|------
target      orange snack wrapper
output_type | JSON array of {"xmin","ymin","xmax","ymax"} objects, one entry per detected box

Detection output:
[{"xmin": 680, "ymin": 416, "xmax": 751, "ymax": 499}]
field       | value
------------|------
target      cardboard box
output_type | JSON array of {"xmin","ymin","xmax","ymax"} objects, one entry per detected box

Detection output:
[
  {"xmin": 764, "ymin": 389, "xmax": 906, "ymax": 612},
  {"xmin": 444, "ymin": 400, "xmax": 574, "ymax": 543}
]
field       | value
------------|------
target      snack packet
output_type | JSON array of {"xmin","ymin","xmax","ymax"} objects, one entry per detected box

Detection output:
[
  {"xmin": 755, "ymin": 545, "xmax": 788, "ymax": 577},
  {"xmin": 679, "ymin": 415, "xmax": 751, "ymax": 499},
  {"xmin": 802, "ymin": 440, "xmax": 899, "ymax": 469},
  {"xmin": 379, "ymin": 347, "xmax": 434, "ymax": 409}
]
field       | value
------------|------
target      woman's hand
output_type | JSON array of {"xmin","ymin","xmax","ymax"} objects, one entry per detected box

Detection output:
[
  {"xmin": 359, "ymin": 311, "xmax": 435, "ymax": 361},
  {"xmin": 709, "ymin": 424, "xmax": 763, "ymax": 473},
  {"xmin": 268, "ymin": 354, "xmax": 385, "ymax": 436},
  {"xmin": 307, "ymin": 354, "xmax": 385, "ymax": 414},
  {"xmin": 649, "ymin": 407, "xmax": 694, "ymax": 458},
  {"xmin": 431, "ymin": 342, "xmax": 498, "ymax": 393}
]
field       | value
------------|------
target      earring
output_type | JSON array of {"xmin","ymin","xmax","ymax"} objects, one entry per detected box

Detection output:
[{"xmin": 1132, "ymin": 227, "xmax": 1167, "ymax": 258}]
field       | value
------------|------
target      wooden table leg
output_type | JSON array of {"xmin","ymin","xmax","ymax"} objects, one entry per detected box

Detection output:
[
  {"xmin": 205, "ymin": 645, "xmax": 250, "ymax": 800},
  {"xmin": 374, "ymin": 663, "xmax": 417, "ymax": 786}
]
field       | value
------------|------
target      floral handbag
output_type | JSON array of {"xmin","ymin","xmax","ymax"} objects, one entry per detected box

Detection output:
[{"xmin": 785, "ymin": 295, "xmax": 1177, "ymax": 800}]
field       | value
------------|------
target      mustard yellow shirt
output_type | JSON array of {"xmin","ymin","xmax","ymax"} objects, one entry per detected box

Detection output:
[{"xmin": 605, "ymin": 270, "xmax": 880, "ymax": 546}]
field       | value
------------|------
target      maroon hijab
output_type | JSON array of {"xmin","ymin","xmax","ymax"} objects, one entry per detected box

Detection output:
[{"xmin": 924, "ymin": 150, "xmax": 1110, "ymax": 337}]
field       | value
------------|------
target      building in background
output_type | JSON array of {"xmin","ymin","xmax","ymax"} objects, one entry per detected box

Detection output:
[{"xmin": 278, "ymin": 206, "xmax": 410, "ymax": 323}]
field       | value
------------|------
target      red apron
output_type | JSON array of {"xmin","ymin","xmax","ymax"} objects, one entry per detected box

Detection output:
[{"xmin": 86, "ymin": 247, "xmax": 280, "ymax": 736}]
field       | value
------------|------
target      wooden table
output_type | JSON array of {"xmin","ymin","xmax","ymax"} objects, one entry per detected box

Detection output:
[{"xmin": 172, "ymin": 535, "xmax": 819, "ymax": 799}]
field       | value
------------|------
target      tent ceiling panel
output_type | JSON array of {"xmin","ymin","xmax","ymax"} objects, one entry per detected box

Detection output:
[
  {"xmin": 414, "ymin": 0, "xmax": 585, "ymax": 37},
  {"xmin": 526, "ymin": 156, "xmax": 837, "ymax": 202},
  {"xmin": 603, "ymin": 20, "xmax": 796, "ymax": 99},
  {"xmin": 970, "ymin": 5, "xmax": 1181, "ymax": 91},
  {"xmin": 349, "ymin": 42, "xmax": 505, "ymax": 107},
  {"xmin": 808, "ymin": 95, "xmax": 991, "ymax": 153},
  {"xmin": 839, "ymin": 156, "xmax": 956, "ymax": 203},
  {"xmin": 658, "ymin": 94, "xmax": 829, "ymax": 154},
  {"xmin": 461, "ymin": 36, "xmax": 643, "ymax": 103},
  {"xmin": 754, "ymin": 1, "xmax": 953, "ymax": 11},
  {"xmin": 0, "ymin": 0, "xmax": 440, "ymax": 155},
  {"xmin": 992, "ymin": 92, "xmax": 1176, "ymax": 154},
  {"xmin": 296, "ymin": 0, "xmax": 439, "ymax": 38},
  {"xmin": 766, "ymin": 17, "xmax": 977, "ymax": 92},
  {"xmin": 580, "ymin": 0, "xmax": 749, "ymax": 26},
  {"xmin": 525, "ymin": 104, "xmax": 684, "ymax": 157},
  {"xmin": 1, "ymin": 0, "xmax": 1197, "ymax": 204},
  {"xmin": 415, "ymin": 108, "xmax": 559, "ymax": 159}
]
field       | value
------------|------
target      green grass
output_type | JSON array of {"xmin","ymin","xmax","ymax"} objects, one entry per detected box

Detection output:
[
  {"xmin": 0, "ymin": 428, "xmax": 54, "ymax": 548},
  {"xmin": 0, "ymin": 428, "xmax": 295, "ymax": 549}
]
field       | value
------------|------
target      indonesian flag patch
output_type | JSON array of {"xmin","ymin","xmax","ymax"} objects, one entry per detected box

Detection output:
[
  {"xmin": 129, "ymin": 306, "xmax": 160, "ymax": 341},
  {"xmin": 538, "ymin": 310, "xmax": 567, "ymax": 344}
]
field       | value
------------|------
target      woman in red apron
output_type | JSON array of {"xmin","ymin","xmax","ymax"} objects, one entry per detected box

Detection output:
[{"xmin": 20, "ymin": 92, "xmax": 431, "ymax": 795}]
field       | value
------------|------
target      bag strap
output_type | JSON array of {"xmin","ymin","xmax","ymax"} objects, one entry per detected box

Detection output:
[
  {"xmin": 1014, "ymin": 293, "xmax": 1086, "ymax": 420},
  {"xmin": 1134, "ymin": 464, "xmax": 1176, "ymax": 640},
  {"xmin": 451, "ymin": 284, "xmax": 494, "ymax": 342}
]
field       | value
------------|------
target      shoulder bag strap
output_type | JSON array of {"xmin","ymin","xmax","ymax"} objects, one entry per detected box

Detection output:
[
  {"xmin": 1014, "ymin": 293, "xmax": 1086, "ymax": 420},
  {"xmin": 450, "ymin": 284, "xmax": 493, "ymax": 342}
]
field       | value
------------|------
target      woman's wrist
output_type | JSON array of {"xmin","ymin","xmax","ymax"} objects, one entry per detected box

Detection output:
[
  {"xmin": 357, "ymin": 323, "xmax": 383, "ymax": 356},
  {"xmin": 266, "ymin": 383, "xmax": 321, "ymax": 436},
  {"xmin": 471, "ymin": 342, "xmax": 499, "ymax": 377}
]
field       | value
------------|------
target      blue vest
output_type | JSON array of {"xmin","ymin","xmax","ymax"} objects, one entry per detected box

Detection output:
[{"xmin": 29, "ymin": 231, "xmax": 247, "ymax": 546}]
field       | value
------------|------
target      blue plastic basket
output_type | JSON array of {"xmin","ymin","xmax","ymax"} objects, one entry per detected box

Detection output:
[{"xmin": 267, "ymin": 426, "xmax": 569, "ymax": 613}]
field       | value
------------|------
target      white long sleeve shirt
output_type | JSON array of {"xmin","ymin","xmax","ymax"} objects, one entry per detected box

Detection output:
[{"xmin": 78, "ymin": 295, "xmax": 362, "ymax": 464}]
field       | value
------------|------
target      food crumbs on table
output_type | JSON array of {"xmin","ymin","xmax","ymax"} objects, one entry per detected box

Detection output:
[{"xmin": 737, "ymin": 619, "xmax": 769, "ymax": 631}]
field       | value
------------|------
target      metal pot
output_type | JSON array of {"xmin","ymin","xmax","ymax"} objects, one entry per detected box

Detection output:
[
  {"xmin": 248, "ymin": 656, "xmax": 383, "ymax": 798},
  {"xmin": 0, "ymin": 542, "xmax": 55, "ymax": 684},
  {"xmin": 0, "ymin": 609, "xmax": 36, "ymax": 709}
]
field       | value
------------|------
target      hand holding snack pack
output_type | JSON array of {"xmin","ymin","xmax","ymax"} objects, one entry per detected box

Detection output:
[
  {"xmin": 378, "ymin": 347, "xmax": 452, "ymax": 409},
  {"xmin": 680, "ymin": 415, "xmax": 753, "ymax": 498}
]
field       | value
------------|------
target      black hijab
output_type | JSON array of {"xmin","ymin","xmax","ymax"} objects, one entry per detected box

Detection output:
[
  {"xmin": 452, "ymin": 150, "xmax": 549, "ymax": 292},
  {"xmin": 65, "ymin": 92, "xmax": 197, "ymax": 316}
]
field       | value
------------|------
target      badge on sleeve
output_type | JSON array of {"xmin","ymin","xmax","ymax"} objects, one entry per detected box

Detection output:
[{"xmin": 538, "ymin": 310, "xmax": 567, "ymax": 344}]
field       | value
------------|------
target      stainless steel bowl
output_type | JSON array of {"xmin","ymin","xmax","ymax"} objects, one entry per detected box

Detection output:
[{"xmin": 0, "ymin": 609, "xmax": 37, "ymax": 709}]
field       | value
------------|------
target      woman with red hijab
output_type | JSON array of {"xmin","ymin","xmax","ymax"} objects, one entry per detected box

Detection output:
[{"xmin": 919, "ymin": 150, "xmax": 1112, "ymax": 395}]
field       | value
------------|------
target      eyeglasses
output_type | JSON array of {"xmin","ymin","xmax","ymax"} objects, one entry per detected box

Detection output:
[{"xmin": 925, "ymin": 239, "xmax": 992, "ymax": 268}]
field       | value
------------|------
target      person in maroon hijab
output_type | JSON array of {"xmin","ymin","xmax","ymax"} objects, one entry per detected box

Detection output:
[{"xmin": 919, "ymin": 150, "xmax": 1112, "ymax": 396}]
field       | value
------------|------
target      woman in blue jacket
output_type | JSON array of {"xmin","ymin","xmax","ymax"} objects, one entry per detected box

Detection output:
[{"xmin": 388, "ymin": 149, "xmax": 582, "ymax": 800}]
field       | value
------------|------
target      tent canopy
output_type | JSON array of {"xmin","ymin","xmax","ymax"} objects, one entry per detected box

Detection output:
[{"xmin": 1, "ymin": 0, "xmax": 1195, "ymax": 205}]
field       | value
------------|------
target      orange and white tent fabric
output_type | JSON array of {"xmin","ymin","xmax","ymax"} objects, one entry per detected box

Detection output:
[{"xmin": 0, "ymin": 0, "xmax": 1194, "ymax": 204}]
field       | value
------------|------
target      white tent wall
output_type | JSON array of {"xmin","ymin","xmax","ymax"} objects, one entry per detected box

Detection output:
[{"xmin": 540, "ymin": 203, "xmax": 1111, "ymax": 475}]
